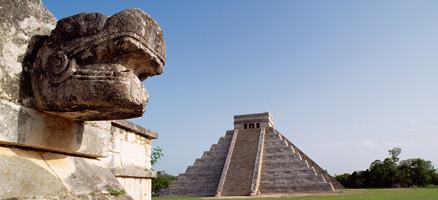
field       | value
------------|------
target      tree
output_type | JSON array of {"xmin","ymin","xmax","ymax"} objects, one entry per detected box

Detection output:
[
  {"xmin": 151, "ymin": 146, "xmax": 164, "ymax": 167},
  {"xmin": 350, "ymin": 171, "xmax": 364, "ymax": 188},
  {"xmin": 152, "ymin": 171, "xmax": 177, "ymax": 195},
  {"xmin": 366, "ymin": 158, "xmax": 398, "ymax": 187},
  {"xmin": 335, "ymin": 173, "xmax": 350, "ymax": 187},
  {"xmin": 389, "ymin": 147, "xmax": 402, "ymax": 163},
  {"xmin": 432, "ymin": 171, "xmax": 438, "ymax": 185},
  {"xmin": 399, "ymin": 158, "xmax": 436, "ymax": 187}
]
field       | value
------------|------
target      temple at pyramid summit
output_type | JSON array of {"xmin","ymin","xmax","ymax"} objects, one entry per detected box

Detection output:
[{"xmin": 161, "ymin": 113, "xmax": 344, "ymax": 196}]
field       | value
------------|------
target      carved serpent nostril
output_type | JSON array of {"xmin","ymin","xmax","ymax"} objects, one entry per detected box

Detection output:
[
  {"xmin": 46, "ymin": 51, "xmax": 75, "ymax": 84},
  {"xmin": 48, "ymin": 51, "xmax": 68, "ymax": 75}
]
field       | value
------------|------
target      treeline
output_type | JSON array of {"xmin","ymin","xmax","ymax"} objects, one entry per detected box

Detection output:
[
  {"xmin": 152, "ymin": 171, "xmax": 177, "ymax": 195},
  {"xmin": 335, "ymin": 148, "xmax": 438, "ymax": 188}
]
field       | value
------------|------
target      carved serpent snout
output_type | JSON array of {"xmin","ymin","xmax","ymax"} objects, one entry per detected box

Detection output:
[{"xmin": 30, "ymin": 8, "xmax": 166, "ymax": 121}]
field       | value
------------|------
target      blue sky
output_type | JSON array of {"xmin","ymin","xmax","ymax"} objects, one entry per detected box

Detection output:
[{"xmin": 43, "ymin": 0, "xmax": 438, "ymax": 176}]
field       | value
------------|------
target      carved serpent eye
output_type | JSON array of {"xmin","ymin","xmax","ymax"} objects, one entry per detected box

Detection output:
[{"xmin": 47, "ymin": 51, "xmax": 74, "ymax": 84}]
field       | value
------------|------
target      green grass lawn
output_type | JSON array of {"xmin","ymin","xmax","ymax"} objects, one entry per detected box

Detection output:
[{"xmin": 153, "ymin": 188, "xmax": 438, "ymax": 200}]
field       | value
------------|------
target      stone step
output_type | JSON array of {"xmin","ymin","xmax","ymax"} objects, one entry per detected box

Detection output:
[
  {"xmin": 175, "ymin": 173, "xmax": 221, "ymax": 181},
  {"xmin": 202, "ymin": 151, "xmax": 228, "ymax": 158},
  {"xmin": 261, "ymin": 169, "xmax": 317, "ymax": 176},
  {"xmin": 185, "ymin": 165, "xmax": 223, "ymax": 173},
  {"xmin": 264, "ymin": 135, "xmax": 285, "ymax": 141},
  {"xmin": 263, "ymin": 143, "xmax": 293, "ymax": 150},
  {"xmin": 167, "ymin": 181, "xmax": 218, "ymax": 187},
  {"xmin": 193, "ymin": 158, "xmax": 226, "ymax": 166},
  {"xmin": 264, "ymin": 141, "xmax": 288, "ymax": 146},
  {"xmin": 160, "ymin": 188, "xmax": 215, "ymax": 196},
  {"xmin": 179, "ymin": 171, "xmax": 223, "ymax": 178},
  {"xmin": 260, "ymin": 183, "xmax": 333, "ymax": 193},
  {"xmin": 209, "ymin": 145, "xmax": 231, "ymax": 152},
  {"xmin": 196, "ymin": 154, "xmax": 228, "ymax": 160},
  {"xmin": 263, "ymin": 144, "xmax": 294, "ymax": 151},
  {"xmin": 264, "ymin": 135, "xmax": 283, "ymax": 139},
  {"xmin": 165, "ymin": 184, "xmax": 218, "ymax": 192},
  {"xmin": 260, "ymin": 176, "xmax": 326, "ymax": 184},
  {"xmin": 262, "ymin": 159, "xmax": 308, "ymax": 166},
  {"xmin": 262, "ymin": 154, "xmax": 301, "ymax": 161}
]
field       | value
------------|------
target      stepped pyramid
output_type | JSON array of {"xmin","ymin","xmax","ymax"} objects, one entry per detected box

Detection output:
[{"xmin": 161, "ymin": 113, "xmax": 343, "ymax": 196}]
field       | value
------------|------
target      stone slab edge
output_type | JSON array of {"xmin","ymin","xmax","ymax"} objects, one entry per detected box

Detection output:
[
  {"xmin": 250, "ymin": 127, "xmax": 265, "ymax": 196},
  {"xmin": 112, "ymin": 120, "xmax": 158, "ymax": 139},
  {"xmin": 234, "ymin": 113, "xmax": 274, "ymax": 125},
  {"xmin": 0, "ymin": 100, "xmax": 109, "ymax": 158},
  {"xmin": 111, "ymin": 167, "xmax": 157, "ymax": 178},
  {"xmin": 215, "ymin": 129, "xmax": 239, "ymax": 197}
]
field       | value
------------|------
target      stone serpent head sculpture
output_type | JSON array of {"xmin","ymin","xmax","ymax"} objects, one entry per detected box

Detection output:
[{"xmin": 30, "ymin": 8, "xmax": 165, "ymax": 121}]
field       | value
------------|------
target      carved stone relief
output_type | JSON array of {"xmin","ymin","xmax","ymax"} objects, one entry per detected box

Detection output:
[{"xmin": 29, "ymin": 8, "xmax": 166, "ymax": 121}]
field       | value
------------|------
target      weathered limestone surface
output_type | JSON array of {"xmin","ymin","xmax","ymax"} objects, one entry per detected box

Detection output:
[
  {"xmin": 116, "ymin": 177, "xmax": 152, "ymax": 200},
  {"xmin": 0, "ymin": 100, "xmax": 110, "ymax": 157},
  {"xmin": 161, "ymin": 113, "xmax": 343, "ymax": 196},
  {"xmin": 42, "ymin": 152, "xmax": 128, "ymax": 196},
  {"xmin": 0, "ymin": 119, "xmax": 158, "ymax": 200},
  {"xmin": 28, "ymin": 8, "xmax": 166, "ymax": 121},
  {"xmin": 100, "ymin": 121, "xmax": 157, "ymax": 200},
  {"xmin": 0, "ymin": 0, "xmax": 56, "ymax": 104},
  {"xmin": 0, "ymin": 146, "xmax": 67, "ymax": 198},
  {"xmin": 0, "ymin": 0, "xmax": 165, "ymax": 199},
  {"xmin": 0, "ymin": 146, "xmax": 133, "ymax": 200},
  {"xmin": 160, "ymin": 131, "xmax": 233, "ymax": 196}
]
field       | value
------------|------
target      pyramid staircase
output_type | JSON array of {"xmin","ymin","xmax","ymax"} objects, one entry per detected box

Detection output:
[
  {"xmin": 161, "ymin": 113, "xmax": 343, "ymax": 196},
  {"xmin": 220, "ymin": 128, "xmax": 260, "ymax": 196}
]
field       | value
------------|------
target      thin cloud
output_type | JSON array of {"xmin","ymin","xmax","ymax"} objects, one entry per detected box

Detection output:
[
  {"xmin": 408, "ymin": 120, "xmax": 438, "ymax": 132},
  {"xmin": 408, "ymin": 120, "xmax": 423, "ymax": 127},
  {"xmin": 360, "ymin": 139, "xmax": 379, "ymax": 150}
]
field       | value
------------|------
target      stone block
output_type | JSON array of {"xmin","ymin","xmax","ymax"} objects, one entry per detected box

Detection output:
[
  {"xmin": 109, "ymin": 134, "xmax": 123, "ymax": 153},
  {"xmin": 120, "ymin": 140, "xmax": 147, "ymax": 169},
  {"xmin": 100, "ymin": 151, "xmax": 122, "ymax": 169},
  {"xmin": 0, "ymin": 100, "xmax": 109, "ymax": 157},
  {"xmin": 109, "ymin": 121, "xmax": 154, "ymax": 171},
  {"xmin": 116, "ymin": 178, "xmax": 152, "ymax": 200},
  {"xmin": 41, "ymin": 152, "xmax": 126, "ymax": 196},
  {"xmin": 0, "ymin": 146, "xmax": 67, "ymax": 199}
]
